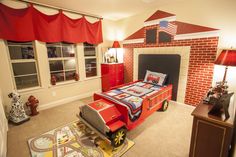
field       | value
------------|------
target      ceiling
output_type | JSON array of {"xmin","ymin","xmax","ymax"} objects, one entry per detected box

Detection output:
[{"xmin": 29, "ymin": 0, "xmax": 184, "ymax": 21}]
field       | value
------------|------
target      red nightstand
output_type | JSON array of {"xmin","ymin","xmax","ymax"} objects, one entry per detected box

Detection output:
[{"xmin": 101, "ymin": 63, "xmax": 124, "ymax": 91}]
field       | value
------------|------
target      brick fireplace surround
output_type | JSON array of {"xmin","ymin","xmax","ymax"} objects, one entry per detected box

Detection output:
[{"xmin": 123, "ymin": 37, "xmax": 219, "ymax": 106}]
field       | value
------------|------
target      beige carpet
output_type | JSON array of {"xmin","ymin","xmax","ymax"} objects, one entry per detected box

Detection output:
[{"xmin": 7, "ymin": 97, "xmax": 194, "ymax": 157}]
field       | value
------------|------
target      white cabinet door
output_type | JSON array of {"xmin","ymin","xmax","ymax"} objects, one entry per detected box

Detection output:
[{"xmin": 0, "ymin": 89, "xmax": 8, "ymax": 157}]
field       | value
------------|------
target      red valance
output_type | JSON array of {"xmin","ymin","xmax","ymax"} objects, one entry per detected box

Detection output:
[{"xmin": 0, "ymin": 3, "xmax": 103, "ymax": 44}]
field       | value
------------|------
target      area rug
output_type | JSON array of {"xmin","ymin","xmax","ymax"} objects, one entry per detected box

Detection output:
[{"xmin": 28, "ymin": 121, "xmax": 134, "ymax": 157}]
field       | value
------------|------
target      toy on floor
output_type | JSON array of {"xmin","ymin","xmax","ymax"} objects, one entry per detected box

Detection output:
[
  {"xmin": 8, "ymin": 91, "xmax": 30, "ymax": 124},
  {"xmin": 26, "ymin": 95, "xmax": 39, "ymax": 116}
]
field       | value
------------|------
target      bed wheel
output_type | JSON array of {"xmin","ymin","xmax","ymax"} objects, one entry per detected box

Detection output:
[
  {"xmin": 110, "ymin": 128, "xmax": 127, "ymax": 148},
  {"xmin": 161, "ymin": 100, "xmax": 169, "ymax": 111}
]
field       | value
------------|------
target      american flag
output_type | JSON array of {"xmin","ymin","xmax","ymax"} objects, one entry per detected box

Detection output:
[{"xmin": 159, "ymin": 21, "xmax": 177, "ymax": 35}]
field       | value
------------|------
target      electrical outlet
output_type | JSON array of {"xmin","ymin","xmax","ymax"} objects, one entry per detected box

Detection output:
[{"xmin": 52, "ymin": 91, "xmax": 56, "ymax": 97}]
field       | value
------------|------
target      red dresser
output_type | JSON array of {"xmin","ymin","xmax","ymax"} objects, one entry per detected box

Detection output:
[{"xmin": 101, "ymin": 63, "xmax": 124, "ymax": 92}]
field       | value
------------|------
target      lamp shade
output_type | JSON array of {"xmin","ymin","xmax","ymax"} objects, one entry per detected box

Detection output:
[
  {"xmin": 112, "ymin": 41, "xmax": 120, "ymax": 48},
  {"xmin": 214, "ymin": 50, "xmax": 236, "ymax": 66}
]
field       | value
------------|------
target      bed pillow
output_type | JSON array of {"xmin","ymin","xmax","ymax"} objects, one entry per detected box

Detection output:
[{"xmin": 144, "ymin": 70, "xmax": 167, "ymax": 86}]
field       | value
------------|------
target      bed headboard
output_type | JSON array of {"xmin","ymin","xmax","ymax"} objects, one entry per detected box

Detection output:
[{"xmin": 138, "ymin": 54, "xmax": 181, "ymax": 101}]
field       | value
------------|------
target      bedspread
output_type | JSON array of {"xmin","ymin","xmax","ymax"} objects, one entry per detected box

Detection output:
[{"xmin": 97, "ymin": 81, "xmax": 164, "ymax": 121}]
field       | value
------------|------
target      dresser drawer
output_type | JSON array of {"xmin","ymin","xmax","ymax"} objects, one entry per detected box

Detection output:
[{"xmin": 101, "ymin": 63, "xmax": 124, "ymax": 91}]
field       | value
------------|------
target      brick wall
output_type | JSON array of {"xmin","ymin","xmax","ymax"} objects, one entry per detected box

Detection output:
[
  {"xmin": 123, "ymin": 48, "xmax": 134, "ymax": 83},
  {"xmin": 123, "ymin": 36, "xmax": 219, "ymax": 106}
]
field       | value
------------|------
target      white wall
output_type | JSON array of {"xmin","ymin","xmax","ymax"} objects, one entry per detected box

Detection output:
[
  {"xmin": 115, "ymin": 0, "xmax": 236, "ymax": 47},
  {"xmin": 1, "ymin": 0, "xmax": 236, "ymax": 107},
  {"xmin": 0, "ymin": 89, "xmax": 8, "ymax": 157},
  {"xmin": 113, "ymin": 2, "xmax": 236, "ymax": 156},
  {"xmin": 0, "ymin": 0, "xmax": 236, "ymax": 156},
  {"xmin": 114, "ymin": 0, "xmax": 236, "ymax": 94},
  {"xmin": 0, "ymin": 39, "xmax": 103, "ymax": 112},
  {"xmin": 0, "ymin": 0, "xmax": 117, "ymax": 112}
]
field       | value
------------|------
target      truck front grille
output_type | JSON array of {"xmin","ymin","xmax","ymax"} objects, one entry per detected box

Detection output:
[{"xmin": 80, "ymin": 105, "xmax": 106, "ymax": 134}]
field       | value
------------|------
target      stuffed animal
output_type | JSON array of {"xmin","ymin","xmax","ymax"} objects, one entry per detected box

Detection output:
[{"xmin": 8, "ymin": 91, "xmax": 29, "ymax": 124}]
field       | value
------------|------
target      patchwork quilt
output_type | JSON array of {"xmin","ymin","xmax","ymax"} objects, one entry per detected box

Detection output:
[{"xmin": 98, "ymin": 81, "xmax": 164, "ymax": 121}]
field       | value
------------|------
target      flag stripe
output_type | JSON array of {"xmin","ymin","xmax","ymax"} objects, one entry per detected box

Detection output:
[{"xmin": 159, "ymin": 23, "xmax": 177, "ymax": 35}]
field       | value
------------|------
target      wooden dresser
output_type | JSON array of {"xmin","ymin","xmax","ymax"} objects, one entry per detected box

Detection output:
[
  {"xmin": 189, "ymin": 101, "xmax": 235, "ymax": 157},
  {"xmin": 101, "ymin": 63, "xmax": 124, "ymax": 92}
]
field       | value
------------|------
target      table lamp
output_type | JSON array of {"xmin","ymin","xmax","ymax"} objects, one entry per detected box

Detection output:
[
  {"xmin": 207, "ymin": 49, "xmax": 236, "ymax": 119},
  {"xmin": 112, "ymin": 41, "xmax": 120, "ymax": 63},
  {"xmin": 214, "ymin": 49, "xmax": 236, "ymax": 85}
]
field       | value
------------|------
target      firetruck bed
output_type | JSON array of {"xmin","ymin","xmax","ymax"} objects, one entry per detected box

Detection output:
[{"xmin": 94, "ymin": 81, "xmax": 172, "ymax": 125}]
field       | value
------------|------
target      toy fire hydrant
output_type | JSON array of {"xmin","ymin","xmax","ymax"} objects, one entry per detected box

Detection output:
[{"xmin": 26, "ymin": 95, "xmax": 39, "ymax": 116}]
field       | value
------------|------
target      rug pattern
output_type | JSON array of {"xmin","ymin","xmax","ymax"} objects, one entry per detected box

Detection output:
[{"xmin": 28, "ymin": 121, "xmax": 134, "ymax": 157}]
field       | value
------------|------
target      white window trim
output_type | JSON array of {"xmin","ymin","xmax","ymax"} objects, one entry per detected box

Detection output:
[
  {"xmin": 6, "ymin": 41, "xmax": 41, "ymax": 91},
  {"xmin": 11, "ymin": 59, "xmax": 36, "ymax": 63},
  {"xmin": 84, "ymin": 44, "xmax": 99, "ymax": 78},
  {"xmin": 17, "ymin": 86, "xmax": 43, "ymax": 94},
  {"xmin": 46, "ymin": 43, "xmax": 79, "ymax": 85},
  {"xmin": 8, "ymin": 44, "xmax": 33, "ymax": 47},
  {"xmin": 48, "ymin": 79, "xmax": 80, "ymax": 88},
  {"xmin": 83, "ymin": 75, "xmax": 101, "ymax": 81}
]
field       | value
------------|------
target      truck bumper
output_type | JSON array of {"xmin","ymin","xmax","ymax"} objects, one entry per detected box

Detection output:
[{"xmin": 76, "ymin": 113, "xmax": 111, "ymax": 145}]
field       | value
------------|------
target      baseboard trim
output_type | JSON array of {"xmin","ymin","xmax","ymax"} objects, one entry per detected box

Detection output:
[
  {"xmin": 38, "ymin": 92, "xmax": 194, "ymax": 111},
  {"xmin": 170, "ymin": 100, "xmax": 196, "ymax": 109},
  {"xmin": 38, "ymin": 90, "xmax": 101, "ymax": 111}
]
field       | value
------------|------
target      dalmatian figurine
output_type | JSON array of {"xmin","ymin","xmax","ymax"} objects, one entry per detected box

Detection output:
[{"xmin": 8, "ymin": 91, "xmax": 30, "ymax": 124}]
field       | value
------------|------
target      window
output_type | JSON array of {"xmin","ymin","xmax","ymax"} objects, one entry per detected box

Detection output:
[
  {"xmin": 159, "ymin": 32, "xmax": 171, "ymax": 43},
  {"xmin": 146, "ymin": 28, "xmax": 157, "ymax": 44},
  {"xmin": 84, "ymin": 42, "xmax": 98, "ymax": 78},
  {"xmin": 47, "ymin": 43, "xmax": 77, "ymax": 84},
  {"xmin": 7, "ymin": 41, "xmax": 40, "ymax": 90}
]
